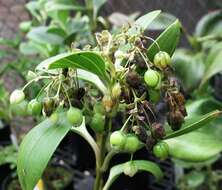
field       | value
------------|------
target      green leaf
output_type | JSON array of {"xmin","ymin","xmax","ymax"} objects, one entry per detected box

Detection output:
[
  {"xmin": 147, "ymin": 19, "xmax": 182, "ymax": 61},
  {"xmin": 200, "ymin": 46, "xmax": 222, "ymax": 86},
  {"xmin": 195, "ymin": 10, "xmax": 222, "ymax": 37},
  {"xmin": 76, "ymin": 69, "xmax": 107, "ymax": 94},
  {"xmin": 148, "ymin": 12, "xmax": 177, "ymax": 30},
  {"xmin": 45, "ymin": 2, "xmax": 86, "ymax": 12},
  {"xmin": 25, "ymin": 1, "xmax": 41, "ymax": 20},
  {"xmin": 27, "ymin": 26, "xmax": 63, "ymax": 45},
  {"xmin": 164, "ymin": 110, "xmax": 222, "ymax": 139},
  {"xmin": 93, "ymin": 0, "xmax": 107, "ymax": 18},
  {"xmin": 103, "ymin": 160, "xmax": 163, "ymax": 190},
  {"xmin": 185, "ymin": 171, "xmax": 205, "ymax": 188},
  {"xmin": 19, "ymin": 42, "xmax": 40, "ymax": 55},
  {"xmin": 165, "ymin": 131, "xmax": 222, "ymax": 162},
  {"xmin": 134, "ymin": 10, "xmax": 161, "ymax": 31},
  {"xmin": 17, "ymin": 112, "xmax": 72, "ymax": 190},
  {"xmin": 172, "ymin": 49, "xmax": 205, "ymax": 91},
  {"xmin": 186, "ymin": 98, "xmax": 222, "ymax": 117},
  {"xmin": 36, "ymin": 51, "xmax": 109, "ymax": 82}
]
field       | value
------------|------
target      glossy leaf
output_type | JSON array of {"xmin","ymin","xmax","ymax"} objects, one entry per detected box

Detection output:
[
  {"xmin": 172, "ymin": 49, "xmax": 205, "ymax": 91},
  {"xmin": 200, "ymin": 46, "xmax": 222, "ymax": 86},
  {"xmin": 148, "ymin": 12, "xmax": 177, "ymax": 30},
  {"xmin": 17, "ymin": 112, "xmax": 72, "ymax": 190},
  {"xmin": 165, "ymin": 131, "xmax": 222, "ymax": 162},
  {"xmin": 103, "ymin": 160, "xmax": 163, "ymax": 190},
  {"xmin": 195, "ymin": 10, "xmax": 222, "ymax": 37},
  {"xmin": 36, "ymin": 51, "xmax": 109, "ymax": 82},
  {"xmin": 76, "ymin": 69, "xmax": 107, "ymax": 94},
  {"xmin": 164, "ymin": 110, "xmax": 222, "ymax": 139},
  {"xmin": 186, "ymin": 98, "xmax": 222, "ymax": 117},
  {"xmin": 134, "ymin": 10, "xmax": 161, "ymax": 31},
  {"xmin": 147, "ymin": 19, "xmax": 182, "ymax": 61}
]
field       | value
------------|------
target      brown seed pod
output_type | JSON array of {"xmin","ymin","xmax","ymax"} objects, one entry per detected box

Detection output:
[
  {"xmin": 167, "ymin": 110, "xmax": 184, "ymax": 131},
  {"xmin": 120, "ymin": 87, "xmax": 133, "ymax": 104},
  {"xmin": 151, "ymin": 122, "xmax": 166, "ymax": 139},
  {"xmin": 43, "ymin": 98, "xmax": 55, "ymax": 117},
  {"xmin": 126, "ymin": 70, "xmax": 142, "ymax": 88},
  {"xmin": 132, "ymin": 125, "xmax": 148, "ymax": 143},
  {"xmin": 133, "ymin": 54, "xmax": 146, "ymax": 69}
]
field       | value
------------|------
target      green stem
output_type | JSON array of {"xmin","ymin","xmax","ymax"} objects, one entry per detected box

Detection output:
[
  {"xmin": 101, "ymin": 150, "xmax": 117, "ymax": 172},
  {"xmin": 93, "ymin": 117, "xmax": 112, "ymax": 190}
]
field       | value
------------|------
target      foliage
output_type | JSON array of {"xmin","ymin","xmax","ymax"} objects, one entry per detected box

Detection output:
[{"xmin": 12, "ymin": 9, "xmax": 222, "ymax": 190}]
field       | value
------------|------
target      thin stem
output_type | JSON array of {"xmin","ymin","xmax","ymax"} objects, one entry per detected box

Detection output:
[
  {"xmin": 120, "ymin": 114, "xmax": 132, "ymax": 132},
  {"xmin": 101, "ymin": 150, "xmax": 117, "ymax": 172},
  {"xmin": 93, "ymin": 117, "xmax": 112, "ymax": 190}
]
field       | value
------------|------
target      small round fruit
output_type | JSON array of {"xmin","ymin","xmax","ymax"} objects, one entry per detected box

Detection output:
[
  {"xmin": 19, "ymin": 21, "xmax": 31, "ymax": 33},
  {"xmin": 10, "ymin": 100, "xmax": 28, "ymax": 116},
  {"xmin": 154, "ymin": 51, "xmax": 171, "ymax": 69},
  {"xmin": 90, "ymin": 113, "xmax": 105, "ymax": 133},
  {"xmin": 153, "ymin": 141, "xmax": 169, "ymax": 160},
  {"xmin": 93, "ymin": 102, "xmax": 105, "ymax": 114},
  {"xmin": 10, "ymin": 89, "xmax": 25, "ymax": 104},
  {"xmin": 67, "ymin": 107, "xmax": 83, "ymax": 126},
  {"xmin": 124, "ymin": 134, "xmax": 141, "ymax": 153},
  {"xmin": 110, "ymin": 131, "xmax": 126, "ymax": 151},
  {"xmin": 144, "ymin": 70, "xmax": 161, "ymax": 88},
  {"xmin": 27, "ymin": 99, "xmax": 42, "ymax": 116}
]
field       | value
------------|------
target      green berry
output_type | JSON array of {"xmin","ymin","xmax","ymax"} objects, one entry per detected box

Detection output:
[
  {"xmin": 10, "ymin": 89, "xmax": 25, "ymax": 104},
  {"xmin": 19, "ymin": 21, "xmax": 31, "ymax": 33},
  {"xmin": 28, "ymin": 99, "xmax": 42, "ymax": 116},
  {"xmin": 90, "ymin": 113, "xmax": 105, "ymax": 133},
  {"xmin": 144, "ymin": 70, "xmax": 161, "ymax": 88},
  {"xmin": 67, "ymin": 107, "xmax": 83, "ymax": 126},
  {"xmin": 93, "ymin": 102, "xmax": 105, "ymax": 114},
  {"xmin": 10, "ymin": 100, "xmax": 28, "ymax": 116},
  {"xmin": 110, "ymin": 131, "xmax": 126, "ymax": 151},
  {"xmin": 153, "ymin": 141, "xmax": 169, "ymax": 160},
  {"xmin": 124, "ymin": 134, "xmax": 140, "ymax": 153},
  {"xmin": 154, "ymin": 51, "xmax": 171, "ymax": 69}
]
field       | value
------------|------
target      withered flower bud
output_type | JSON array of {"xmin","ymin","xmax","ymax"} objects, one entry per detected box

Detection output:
[
  {"xmin": 132, "ymin": 125, "xmax": 148, "ymax": 142},
  {"xmin": 167, "ymin": 110, "xmax": 184, "ymax": 131},
  {"xmin": 151, "ymin": 122, "xmax": 166, "ymax": 139},
  {"xmin": 126, "ymin": 70, "xmax": 141, "ymax": 88}
]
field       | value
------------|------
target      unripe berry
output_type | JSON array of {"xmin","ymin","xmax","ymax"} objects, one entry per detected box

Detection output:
[
  {"xmin": 67, "ymin": 107, "xmax": 83, "ymax": 126},
  {"xmin": 90, "ymin": 113, "xmax": 105, "ymax": 133},
  {"xmin": 10, "ymin": 89, "xmax": 25, "ymax": 104},
  {"xmin": 144, "ymin": 70, "xmax": 161, "ymax": 88},
  {"xmin": 124, "ymin": 134, "xmax": 141, "ymax": 153},
  {"xmin": 27, "ymin": 99, "xmax": 42, "ymax": 116},
  {"xmin": 153, "ymin": 141, "xmax": 169, "ymax": 160},
  {"xmin": 154, "ymin": 51, "xmax": 171, "ymax": 69},
  {"xmin": 19, "ymin": 21, "xmax": 31, "ymax": 33},
  {"xmin": 110, "ymin": 131, "xmax": 126, "ymax": 151}
]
